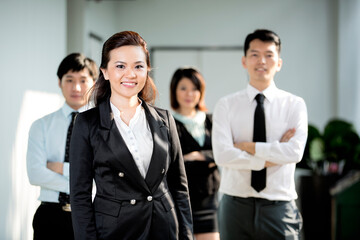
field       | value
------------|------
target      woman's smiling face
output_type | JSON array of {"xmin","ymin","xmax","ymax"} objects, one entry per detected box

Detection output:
[
  {"xmin": 176, "ymin": 77, "xmax": 201, "ymax": 112},
  {"xmin": 101, "ymin": 45, "xmax": 148, "ymax": 101}
]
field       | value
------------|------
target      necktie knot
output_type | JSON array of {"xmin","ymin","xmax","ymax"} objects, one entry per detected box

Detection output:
[
  {"xmin": 71, "ymin": 111, "xmax": 78, "ymax": 120},
  {"xmin": 255, "ymin": 93, "xmax": 265, "ymax": 105},
  {"xmin": 70, "ymin": 112, "xmax": 78, "ymax": 124}
]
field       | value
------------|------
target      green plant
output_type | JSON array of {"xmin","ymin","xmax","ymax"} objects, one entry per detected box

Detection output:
[{"xmin": 301, "ymin": 119, "xmax": 360, "ymax": 176}]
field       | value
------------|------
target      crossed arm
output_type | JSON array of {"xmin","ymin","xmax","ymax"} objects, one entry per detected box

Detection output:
[
  {"xmin": 234, "ymin": 128, "xmax": 296, "ymax": 167},
  {"xmin": 47, "ymin": 162, "xmax": 64, "ymax": 174},
  {"xmin": 26, "ymin": 120, "xmax": 69, "ymax": 192}
]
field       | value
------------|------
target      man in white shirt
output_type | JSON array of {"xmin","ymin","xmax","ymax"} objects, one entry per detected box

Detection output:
[
  {"xmin": 27, "ymin": 53, "xmax": 98, "ymax": 240},
  {"xmin": 212, "ymin": 29, "xmax": 308, "ymax": 239}
]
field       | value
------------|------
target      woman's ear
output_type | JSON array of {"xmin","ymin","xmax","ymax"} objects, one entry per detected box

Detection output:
[{"xmin": 100, "ymin": 68, "xmax": 109, "ymax": 80}]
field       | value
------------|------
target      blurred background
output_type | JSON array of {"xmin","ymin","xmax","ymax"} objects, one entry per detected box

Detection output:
[{"xmin": 0, "ymin": 0, "xmax": 359, "ymax": 239}]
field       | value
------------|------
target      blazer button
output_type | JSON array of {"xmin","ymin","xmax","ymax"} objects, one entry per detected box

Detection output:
[
  {"xmin": 130, "ymin": 199, "xmax": 136, "ymax": 205},
  {"xmin": 118, "ymin": 172, "xmax": 124, "ymax": 177},
  {"xmin": 147, "ymin": 196, "xmax": 153, "ymax": 202}
]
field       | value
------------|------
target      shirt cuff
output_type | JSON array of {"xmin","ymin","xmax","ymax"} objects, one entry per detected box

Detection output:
[
  {"xmin": 248, "ymin": 152, "xmax": 266, "ymax": 170},
  {"xmin": 63, "ymin": 162, "xmax": 70, "ymax": 178},
  {"xmin": 255, "ymin": 142, "xmax": 271, "ymax": 160}
]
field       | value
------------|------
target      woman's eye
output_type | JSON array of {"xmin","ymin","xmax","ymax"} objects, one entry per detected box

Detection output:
[
  {"xmin": 135, "ymin": 65, "xmax": 144, "ymax": 69},
  {"xmin": 116, "ymin": 65, "xmax": 125, "ymax": 69}
]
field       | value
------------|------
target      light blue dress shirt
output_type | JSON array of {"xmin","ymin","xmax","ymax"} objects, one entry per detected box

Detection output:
[{"xmin": 27, "ymin": 103, "xmax": 88, "ymax": 203}]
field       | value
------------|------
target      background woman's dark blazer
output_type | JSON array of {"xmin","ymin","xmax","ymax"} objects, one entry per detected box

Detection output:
[
  {"xmin": 174, "ymin": 114, "xmax": 220, "ymax": 216},
  {"xmin": 69, "ymin": 99, "xmax": 193, "ymax": 240}
]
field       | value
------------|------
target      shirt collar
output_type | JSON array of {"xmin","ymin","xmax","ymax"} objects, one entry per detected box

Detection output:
[
  {"xmin": 110, "ymin": 99, "xmax": 143, "ymax": 120},
  {"xmin": 61, "ymin": 102, "xmax": 88, "ymax": 118},
  {"xmin": 173, "ymin": 110, "xmax": 206, "ymax": 125},
  {"xmin": 246, "ymin": 81, "xmax": 278, "ymax": 103}
]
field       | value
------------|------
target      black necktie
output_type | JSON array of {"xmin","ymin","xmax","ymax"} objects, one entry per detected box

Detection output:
[
  {"xmin": 59, "ymin": 112, "xmax": 78, "ymax": 207},
  {"xmin": 251, "ymin": 94, "xmax": 267, "ymax": 192}
]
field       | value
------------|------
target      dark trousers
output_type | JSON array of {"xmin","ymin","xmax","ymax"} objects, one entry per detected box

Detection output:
[
  {"xmin": 33, "ymin": 202, "xmax": 74, "ymax": 240},
  {"xmin": 218, "ymin": 194, "xmax": 302, "ymax": 240}
]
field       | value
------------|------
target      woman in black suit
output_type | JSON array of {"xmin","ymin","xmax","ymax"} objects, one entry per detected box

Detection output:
[
  {"xmin": 69, "ymin": 31, "xmax": 193, "ymax": 240},
  {"xmin": 170, "ymin": 68, "xmax": 220, "ymax": 240}
]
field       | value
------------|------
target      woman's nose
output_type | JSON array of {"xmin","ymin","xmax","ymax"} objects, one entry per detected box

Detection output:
[
  {"xmin": 125, "ymin": 69, "xmax": 136, "ymax": 78},
  {"xmin": 186, "ymin": 90, "xmax": 194, "ymax": 96}
]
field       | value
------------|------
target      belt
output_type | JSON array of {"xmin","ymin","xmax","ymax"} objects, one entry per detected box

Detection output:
[
  {"xmin": 230, "ymin": 196, "xmax": 288, "ymax": 206},
  {"xmin": 41, "ymin": 202, "xmax": 71, "ymax": 212}
]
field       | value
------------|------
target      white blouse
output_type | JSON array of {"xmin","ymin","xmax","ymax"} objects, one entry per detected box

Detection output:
[{"xmin": 110, "ymin": 101, "xmax": 153, "ymax": 179}]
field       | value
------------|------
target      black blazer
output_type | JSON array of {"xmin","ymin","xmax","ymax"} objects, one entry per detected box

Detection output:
[
  {"xmin": 70, "ymin": 99, "xmax": 193, "ymax": 240},
  {"xmin": 174, "ymin": 115, "xmax": 220, "ymax": 204}
]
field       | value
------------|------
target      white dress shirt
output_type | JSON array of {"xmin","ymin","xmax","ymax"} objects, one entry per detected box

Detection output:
[
  {"xmin": 212, "ymin": 82, "xmax": 308, "ymax": 201},
  {"xmin": 27, "ymin": 103, "xmax": 89, "ymax": 203},
  {"xmin": 110, "ymin": 101, "xmax": 153, "ymax": 179}
]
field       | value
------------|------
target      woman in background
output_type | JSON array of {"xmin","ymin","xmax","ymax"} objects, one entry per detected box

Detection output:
[
  {"xmin": 70, "ymin": 31, "xmax": 193, "ymax": 240},
  {"xmin": 170, "ymin": 67, "xmax": 220, "ymax": 240}
]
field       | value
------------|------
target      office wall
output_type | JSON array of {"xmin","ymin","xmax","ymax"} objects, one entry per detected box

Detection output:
[
  {"xmin": 338, "ymin": 0, "xmax": 360, "ymax": 132},
  {"xmin": 68, "ymin": 0, "xmax": 120, "ymax": 64},
  {"xmin": 0, "ymin": 1, "xmax": 66, "ymax": 239}
]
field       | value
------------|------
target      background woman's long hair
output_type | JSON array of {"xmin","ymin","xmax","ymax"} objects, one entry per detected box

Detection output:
[{"xmin": 90, "ymin": 31, "xmax": 157, "ymax": 106}]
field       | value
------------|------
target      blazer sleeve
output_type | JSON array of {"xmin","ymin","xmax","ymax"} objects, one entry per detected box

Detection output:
[
  {"xmin": 165, "ymin": 110, "xmax": 194, "ymax": 240},
  {"xmin": 70, "ymin": 113, "xmax": 97, "ymax": 240}
]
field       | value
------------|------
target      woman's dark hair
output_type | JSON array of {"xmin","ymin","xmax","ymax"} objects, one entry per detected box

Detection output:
[
  {"xmin": 170, "ymin": 67, "xmax": 207, "ymax": 112},
  {"xmin": 244, "ymin": 29, "xmax": 281, "ymax": 56},
  {"xmin": 57, "ymin": 53, "xmax": 98, "ymax": 81},
  {"xmin": 91, "ymin": 31, "xmax": 157, "ymax": 106}
]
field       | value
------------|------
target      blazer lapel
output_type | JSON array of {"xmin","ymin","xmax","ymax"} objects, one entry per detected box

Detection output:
[
  {"xmin": 98, "ymin": 100, "xmax": 150, "ymax": 193},
  {"xmin": 142, "ymin": 102, "xmax": 168, "ymax": 193}
]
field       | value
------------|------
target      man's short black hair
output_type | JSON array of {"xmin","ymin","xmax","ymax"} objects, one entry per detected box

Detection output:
[
  {"xmin": 57, "ymin": 53, "xmax": 98, "ymax": 81},
  {"xmin": 244, "ymin": 29, "xmax": 281, "ymax": 56}
]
